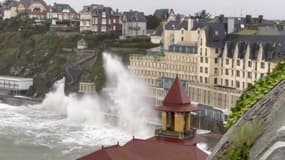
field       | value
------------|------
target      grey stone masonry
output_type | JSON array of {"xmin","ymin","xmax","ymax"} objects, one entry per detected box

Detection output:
[{"xmin": 208, "ymin": 80, "xmax": 285, "ymax": 160}]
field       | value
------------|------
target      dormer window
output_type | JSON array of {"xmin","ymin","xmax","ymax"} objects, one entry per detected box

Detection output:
[{"xmin": 215, "ymin": 31, "xmax": 219, "ymax": 36}]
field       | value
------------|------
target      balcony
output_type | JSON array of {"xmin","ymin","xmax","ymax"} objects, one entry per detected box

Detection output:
[
  {"xmin": 128, "ymin": 26, "xmax": 141, "ymax": 31},
  {"xmin": 155, "ymin": 129, "xmax": 196, "ymax": 139}
]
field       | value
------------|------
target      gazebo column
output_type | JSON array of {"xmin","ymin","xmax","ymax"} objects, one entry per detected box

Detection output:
[{"xmin": 174, "ymin": 113, "xmax": 185, "ymax": 133}]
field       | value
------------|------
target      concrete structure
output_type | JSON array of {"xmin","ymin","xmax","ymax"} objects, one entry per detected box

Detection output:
[
  {"xmin": 121, "ymin": 10, "xmax": 147, "ymax": 38},
  {"xmin": 0, "ymin": 76, "xmax": 33, "ymax": 95},
  {"xmin": 79, "ymin": 4, "xmax": 120, "ymax": 33},
  {"xmin": 79, "ymin": 82, "xmax": 96, "ymax": 94},
  {"xmin": 77, "ymin": 39, "xmax": 88, "ymax": 49},
  {"xmin": 78, "ymin": 77, "xmax": 208, "ymax": 160},
  {"xmin": 129, "ymin": 17, "xmax": 285, "ymax": 113}
]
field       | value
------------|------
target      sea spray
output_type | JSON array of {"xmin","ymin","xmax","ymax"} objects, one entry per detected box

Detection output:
[
  {"xmin": 32, "ymin": 52, "xmax": 155, "ymax": 137},
  {"xmin": 103, "ymin": 53, "xmax": 155, "ymax": 136}
]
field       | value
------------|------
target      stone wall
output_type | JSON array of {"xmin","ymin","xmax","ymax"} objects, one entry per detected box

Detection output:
[{"xmin": 208, "ymin": 80, "xmax": 285, "ymax": 160}]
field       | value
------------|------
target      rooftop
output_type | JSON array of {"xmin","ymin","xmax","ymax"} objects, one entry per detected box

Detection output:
[{"xmin": 157, "ymin": 76, "xmax": 197, "ymax": 112}]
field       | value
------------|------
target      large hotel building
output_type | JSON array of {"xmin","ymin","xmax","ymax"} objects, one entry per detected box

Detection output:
[{"xmin": 128, "ymin": 15, "xmax": 285, "ymax": 114}]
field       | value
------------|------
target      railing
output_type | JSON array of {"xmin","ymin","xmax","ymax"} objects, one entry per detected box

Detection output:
[{"xmin": 155, "ymin": 129, "xmax": 196, "ymax": 139}]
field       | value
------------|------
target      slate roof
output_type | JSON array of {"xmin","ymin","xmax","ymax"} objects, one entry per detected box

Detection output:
[
  {"xmin": 92, "ymin": 6, "xmax": 119, "ymax": 17},
  {"xmin": 80, "ymin": 4, "xmax": 119, "ymax": 17},
  {"xmin": 4, "ymin": 0, "xmax": 18, "ymax": 9},
  {"xmin": 204, "ymin": 23, "xmax": 227, "ymax": 48},
  {"xmin": 50, "ymin": 3, "xmax": 77, "ymax": 14},
  {"xmin": 154, "ymin": 9, "xmax": 169, "ymax": 21},
  {"xmin": 165, "ymin": 20, "xmax": 188, "ymax": 30},
  {"xmin": 222, "ymin": 34, "xmax": 285, "ymax": 61},
  {"xmin": 121, "ymin": 11, "xmax": 146, "ymax": 22},
  {"xmin": 18, "ymin": 0, "xmax": 47, "ymax": 8},
  {"xmin": 157, "ymin": 76, "xmax": 197, "ymax": 112}
]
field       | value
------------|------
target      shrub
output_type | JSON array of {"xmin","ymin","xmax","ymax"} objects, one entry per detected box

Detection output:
[{"xmin": 226, "ymin": 62, "xmax": 285, "ymax": 130}]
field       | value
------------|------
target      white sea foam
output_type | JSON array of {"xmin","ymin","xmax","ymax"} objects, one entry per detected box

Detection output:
[{"xmin": 0, "ymin": 53, "xmax": 156, "ymax": 157}]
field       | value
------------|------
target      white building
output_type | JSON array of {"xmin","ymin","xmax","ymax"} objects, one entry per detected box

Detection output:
[
  {"xmin": 121, "ymin": 11, "xmax": 147, "ymax": 38},
  {"xmin": 0, "ymin": 76, "xmax": 33, "ymax": 92}
]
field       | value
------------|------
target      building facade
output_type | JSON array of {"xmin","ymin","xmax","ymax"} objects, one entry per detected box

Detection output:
[
  {"xmin": 121, "ymin": 10, "xmax": 147, "ymax": 38},
  {"xmin": 47, "ymin": 3, "xmax": 78, "ymax": 22},
  {"xmin": 79, "ymin": 4, "xmax": 120, "ymax": 33},
  {"xmin": 129, "ymin": 16, "xmax": 285, "ymax": 113},
  {"xmin": 3, "ymin": 0, "xmax": 48, "ymax": 20},
  {"xmin": 79, "ymin": 82, "xmax": 96, "ymax": 94}
]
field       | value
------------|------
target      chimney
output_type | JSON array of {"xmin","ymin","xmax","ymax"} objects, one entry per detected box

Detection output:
[
  {"xmin": 188, "ymin": 18, "xmax": 194, "ymax": 30},
  {"xmin": 245, "ymin": 14, "xmax": 252, "ymax": 24},
  {"xmin": 258, "ymin": 15, "xmax": 263, "ymax": 23},
  {"xmin": 227, "ymin": 18, "xmax": 235, "ymax": 34},
  {"xmin": 219, "ymin": 14, "xmax": 224, "ymax": 23}
]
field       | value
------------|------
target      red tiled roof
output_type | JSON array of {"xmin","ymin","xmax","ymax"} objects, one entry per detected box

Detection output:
[
  {"xmin": 147, "ymin": 135, "xmax": 206, "ymax": 145},
  {"xmin": 79, "ymin": 145, "xmax": 145, "ymax": 160},
  {"xmin": 123, "ymin": 138, "xmax": 207, "ymax": 160},
  {"xmin": 78, "ymin": 137, "xmax": 208, "ymax": 160},
  {"xmin": 157, "ymin": 76, "xmax": 197, "ymax": 112}
]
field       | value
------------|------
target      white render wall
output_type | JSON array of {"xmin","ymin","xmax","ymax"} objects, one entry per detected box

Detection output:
[
  {"xmin": 0, "ymin": 76, "xmax": 33, "ymax": 91},
  {"xmin": 122, "ymin": 22, "xmax": 146, "ymax": 37}
]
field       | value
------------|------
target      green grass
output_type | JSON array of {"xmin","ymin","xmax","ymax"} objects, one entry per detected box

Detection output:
[{"xmin": 235, "ymin": 29, "xmax": 257, "ymax": 35}]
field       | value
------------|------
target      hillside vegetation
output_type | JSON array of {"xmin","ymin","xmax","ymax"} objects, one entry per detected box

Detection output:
[{"xmin": 0, "ymin": 17, "xmax": 157, "ymax": 97}]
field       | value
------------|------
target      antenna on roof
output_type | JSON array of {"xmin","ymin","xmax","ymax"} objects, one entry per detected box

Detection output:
[{"xmin": 240, "ymin": 8, "xmax": 243, "ymax": 18}]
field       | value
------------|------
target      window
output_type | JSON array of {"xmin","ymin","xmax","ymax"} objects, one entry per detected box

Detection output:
[
  {"xmin": 214, "ymin": 68, "xmax": 218, "ymax": 74},
  {"xmin": 205, "ymin": 57, "xmax": 208, "ymax": 63},
  {"xmin": 236, "ymin": 70, "xmax": 240, "ymax": 77},
  {"xmin": 248, "ymin": 61, "xmax": 252, "ymax": 67},
  {"xmin": 215, "ymin": 48, "xmax": 219, "ymax": 54},
  {"xmin": 226, "ymin": 59, "xmax": 229, "ymax": 65},
  {"xmin": 205, "ymin": 77, "xmax": 208, "ymax": 83},
  {"xmin": 181, "ymin": 37, "xmax": 184, "ymax": 41},
  {"xmin": 236, "ymin": 81, "xmax": 240, "ymax": 88},
  {"xmin": 200, "ymin": 38, "xmax": 203, "ymax": 45},
  {"xmin": 205, "ymin": 67, "xmax": 208, "ymax": 74},
  {"xmin": 181, "ymin": 30, "xmax": 184, "ymax": 34},
  {"xmin": 200, "ymin": 48, "xmax": 202, "ymax": 55},
  {"xmin": 261, "ymin": 62, "xmax": 265, "ymax": 69},
  {"xmin": 200, "ymin": 67, "xmax": 203, "ymax": 73},
  {"xmin": 205, "ymin": 48, "xmax": 208, "ymax": 56},
  {"xmin": 225, "ymin": 79, "xmax": 229, "ymax": 86},
  {"xmin": 248, "ymin": 72, "xmax": 252, "ymax": 78},
  {"xmin": 215, "ymin": 58, "xmax": 218, "ymax": 64},
  {"xmin": 200, "ymin": 57, "xmax": 203, "ymax": 63},
  {"xmin": 214, "ymin": 78, "xmax": 218, "ymax": 84},
  {"xmin": 237, "ymin": 60, "xmax": 240, "ymax": 66},
  {"xmin": 261, "ymin": 73, "xmax": 265, "ymax": 78},
  {"xmin": 225, "ymin": 69, "xmax": 229, "ymax": 75},
  {"xmin": 200, "ymin": 77, "xmax": 203, "ymax": 83}
]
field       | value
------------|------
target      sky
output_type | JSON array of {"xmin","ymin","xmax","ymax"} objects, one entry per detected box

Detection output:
[{"xmin": 2, "ymin": 0, "xmax": 285, "ymax": 20}]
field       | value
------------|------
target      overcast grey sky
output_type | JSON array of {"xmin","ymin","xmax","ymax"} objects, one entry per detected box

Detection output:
[{"xmin": 3, "ymin": 0, "xmax": 284, "ymax": 19}]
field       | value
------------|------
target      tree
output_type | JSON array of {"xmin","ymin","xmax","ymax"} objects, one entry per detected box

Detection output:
[
  {"xmin": 193, "ymin": 10, "xmax": 211, "ymax": 19},
  {"xmin": 145, "ymin": 15, "xmax": 161, "ymax": 30}
]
